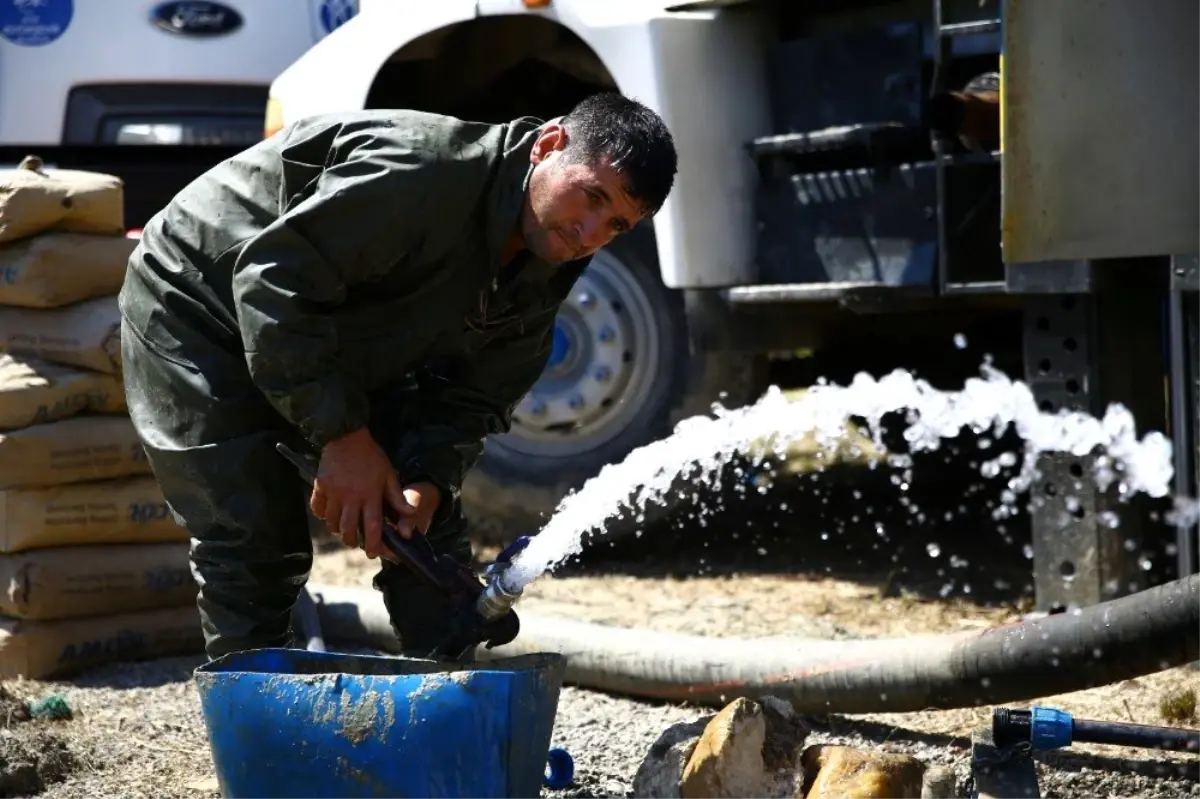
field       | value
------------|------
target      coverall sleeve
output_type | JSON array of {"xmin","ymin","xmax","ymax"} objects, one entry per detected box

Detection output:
[
  {"xmin": 391, "ymin": 306, "xmax": 560, "ymax": 527},
  {"xmin": 230, "ymin": 128, "xmax": 445, "ymax": 448}
]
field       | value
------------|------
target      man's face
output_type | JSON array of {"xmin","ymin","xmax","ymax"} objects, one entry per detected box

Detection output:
[{"xmin": 520, "ymin": 123, "xmax": 644, "ymax": 265}]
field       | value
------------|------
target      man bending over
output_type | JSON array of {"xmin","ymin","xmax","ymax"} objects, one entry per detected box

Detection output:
[{"xmin": 119, "ymin": 92, "xmax": 677, "ymax": 660}]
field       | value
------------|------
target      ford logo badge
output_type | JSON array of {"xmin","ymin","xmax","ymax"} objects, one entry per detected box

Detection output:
[{"xmin": 150, "ymin": 1, "xmax": 243, "ymax": 37}]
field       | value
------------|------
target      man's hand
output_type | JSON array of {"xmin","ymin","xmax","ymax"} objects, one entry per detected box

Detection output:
[
  {"xmin": 311, "ymin": 427, "xmax": 414, "ymax": 561},
  {"xmin": 396, "ymin": 481, "xmax": 442, "ymax": 540}
]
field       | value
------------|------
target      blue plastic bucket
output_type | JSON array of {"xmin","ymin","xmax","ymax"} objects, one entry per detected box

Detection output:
[{"xmin": 194, "ymin": 648, "xmax": 567, "ymax": 798}]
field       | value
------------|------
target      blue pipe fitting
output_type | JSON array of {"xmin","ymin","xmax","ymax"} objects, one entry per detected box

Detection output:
[
  {"xmin": 544, "ymin": 747, "xmax": 575, "ymax": 790},
  {"xmin": 1030, "ymin": 705, "xmax": 1074, "ymax": 750}
]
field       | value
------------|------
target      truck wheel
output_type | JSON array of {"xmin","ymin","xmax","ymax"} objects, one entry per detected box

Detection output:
[{"xmin": 462, "ymin": 229, "xmax": 764, "ymax": 544}]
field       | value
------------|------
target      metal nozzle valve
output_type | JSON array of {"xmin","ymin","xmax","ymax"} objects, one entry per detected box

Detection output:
[
  {"xmin": 474, "ymin": 535, "xmax": 532, "ymax": 621},
  {"xmin": 476, "ymin": 569, "xmax": 522, "ymax": 621}
]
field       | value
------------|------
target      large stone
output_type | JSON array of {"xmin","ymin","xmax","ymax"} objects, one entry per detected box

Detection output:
[
  {"xmin": 800, "ymin": 745, "xmax": 928, "ymax": 799},
  {"xmin": 636, "ymin": 696, "xmax": 813, "ymax": 799},
  {"xmin": 681, "ymin": 698, "xmax": 768, "ymax": 799},
  {"xmin": 632, "ymin": 715, "xmax": 715, "ymax": 799}
]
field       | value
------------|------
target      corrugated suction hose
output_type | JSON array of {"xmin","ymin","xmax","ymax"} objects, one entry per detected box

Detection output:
[{"xmin": 307, "ymin": 574, "xmax": 1198, "ymax": 714}]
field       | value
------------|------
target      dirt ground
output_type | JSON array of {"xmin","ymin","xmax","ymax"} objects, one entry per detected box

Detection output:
[
  {"xmin": 310, "ymin": 543, "xmax": 1199, "ymax": 744},
  {"xmin": 0, "ymin": 540, "xmax": 1194, "ymax": 799},
  {"xmin": 2, "ymin": 420, "xmax": 1197, "ymax": 797},
  {"xmin": 307, "ymin": 543, "xmax": 1200, "ymax": 796}
]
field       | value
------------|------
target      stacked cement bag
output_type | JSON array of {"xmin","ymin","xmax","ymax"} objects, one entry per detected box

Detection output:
[{"xmin": 0, "ymin": 158, "xmax": 203, "ymax": 679}]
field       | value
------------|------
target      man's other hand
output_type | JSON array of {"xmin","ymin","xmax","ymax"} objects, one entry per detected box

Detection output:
[
  {"xmin": 312, "ymin": 427, "xmax": 412, "ymax": 561},
  {"xmin": 395, "ymin": 481, "xmax": 441, "ymax": 540}
]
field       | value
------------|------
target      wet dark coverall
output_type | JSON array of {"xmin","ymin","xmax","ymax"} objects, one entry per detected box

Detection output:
[{"xmin": 118, "ymin": 109, "xmax": 588, "ymax": 659}]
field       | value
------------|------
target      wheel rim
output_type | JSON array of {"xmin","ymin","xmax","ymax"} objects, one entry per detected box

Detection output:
[{"xmin": 503, "ymin": 248, "xmax": 661, "ymax": 457}]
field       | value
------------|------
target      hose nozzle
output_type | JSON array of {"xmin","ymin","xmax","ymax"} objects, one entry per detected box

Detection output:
[
  {"xmin": 476, "ymin": 570, "xmax": 523, "ymax": 621},
  {"xmin": 474, "ymin": 535, "xmax": 531, "ymax": 622}
]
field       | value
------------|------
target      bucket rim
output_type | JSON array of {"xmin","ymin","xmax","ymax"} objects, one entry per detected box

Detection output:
[{"xmin": 193, "ymin": 648, "xmax": 566, "ymax": 680}]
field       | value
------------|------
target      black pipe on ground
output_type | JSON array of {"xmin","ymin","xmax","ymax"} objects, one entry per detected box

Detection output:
[
  {"xmin": 994, "ymin": 707, "xmax": 1200, "ymax": 753},
  {"xmin": 307, "ymin": 575, "xmax": 1198, "ymax": 715},
  {"xmin": 1071, "ymin": 717, "xmax": 1199, "ymax": 752}
]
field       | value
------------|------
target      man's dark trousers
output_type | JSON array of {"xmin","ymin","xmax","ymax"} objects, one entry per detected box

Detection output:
[{"xmin": 120, "ymin": 319, "xmax": 471, "ymax": 661}]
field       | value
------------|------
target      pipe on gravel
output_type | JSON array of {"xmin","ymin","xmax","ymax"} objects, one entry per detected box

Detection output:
[{"xmin": 306, "ymin": 575, "xmax": 1199, "ymax": 715}]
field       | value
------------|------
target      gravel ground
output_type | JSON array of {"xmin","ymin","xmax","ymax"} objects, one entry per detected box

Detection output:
[
  {"xmin": 309, "ymin": 547, "xmax": 1199, "ymax": 798},
  {"xmin": 0, "ymin": 542, "xmax": 1190, "ymax": 799}
]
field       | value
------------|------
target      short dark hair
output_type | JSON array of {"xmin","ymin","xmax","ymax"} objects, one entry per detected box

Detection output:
[{"xmin": 560, "ymin": 92, "xmax": 678, "ymax": 217}]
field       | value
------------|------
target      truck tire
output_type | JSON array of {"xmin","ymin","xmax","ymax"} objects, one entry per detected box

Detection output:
[{"xmin": 462, "ymin": 228, "xmax": 763, "ymax": 544}]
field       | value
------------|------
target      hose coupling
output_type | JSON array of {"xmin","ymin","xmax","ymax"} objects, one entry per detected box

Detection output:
[
  {"xmin": 476, "ymin": 568, "xmax": 523, "ymax": 621},
  {"xmin": 474, "ymin": 535, "xmax": 532, "ymax": 622}
]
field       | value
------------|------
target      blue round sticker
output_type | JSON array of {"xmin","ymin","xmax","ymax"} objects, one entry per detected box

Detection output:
[
  {"xmin": 0, "ymin": 0, "xmax": 73, "ymax": 46},
  {"xmin": 318, "ymin": 0, "xmax": 356, "ymax": 35}
]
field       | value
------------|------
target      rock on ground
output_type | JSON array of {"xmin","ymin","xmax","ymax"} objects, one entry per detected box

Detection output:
[
  {"xmin": 681, "ymin": 697, "xmax": 770, "ymax": 798},
  {"xmin": 632, "ymin": 715, "xmax": 714, "ymax": 798}
]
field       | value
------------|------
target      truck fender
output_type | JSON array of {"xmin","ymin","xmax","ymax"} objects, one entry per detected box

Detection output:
[{"xmin": 271, "ymin": 0, "xmax": 477, "ymax": 123}]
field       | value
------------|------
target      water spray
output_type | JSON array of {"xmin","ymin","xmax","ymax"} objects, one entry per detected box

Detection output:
[
  {"xmin": 501, "ymin": 363, "xmax": 1182, "ymax": 593},
  {"xmin": 299, "ymin": 356, "xmax": 1199, "ymax": 719}
]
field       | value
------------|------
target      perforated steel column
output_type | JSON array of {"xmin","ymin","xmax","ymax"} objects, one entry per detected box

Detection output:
[
  {"xmin": 1021, "ymin": 264, "xmax": 1166, "ymax": 611},
  {"xmin": 1024, "ymin": 294, "xmax": 1116, "ymax": 609}
]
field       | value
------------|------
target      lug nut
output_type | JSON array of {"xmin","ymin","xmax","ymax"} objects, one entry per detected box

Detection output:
[
  {"xmin": 578, "ymin": 291, "xmax": 595, "ymax": 309},
  {"xmin": 568, "ymin": 394, "xmax": 585, "ymax": 410},
  {"xmin": 529, "ymin": 400, "xmax": 547, "ymax": 416},
  {"xmin": 598, "ymin": 326, "xmax": 616, "ymax": 343},
  {"xmin": 594, "ymin": 366, "xmax": 612, "ymax": 382}
]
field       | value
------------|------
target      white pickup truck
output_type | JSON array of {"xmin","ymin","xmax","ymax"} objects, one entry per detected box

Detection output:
[
  {"xmin": 0, "ymin": 0, "xmax": 359, "ymax": 227},
  {"xmin": 267, "ymin": 0, "xmax": 1017, "ymax": 542}
]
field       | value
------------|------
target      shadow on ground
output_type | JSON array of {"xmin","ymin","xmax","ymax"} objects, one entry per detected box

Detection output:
[{"xmin": 61, "ymin": 653, "xmax": 206, "ymax": 690}]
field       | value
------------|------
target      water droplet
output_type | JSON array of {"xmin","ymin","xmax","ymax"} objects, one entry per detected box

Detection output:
[
  {"xmin": 926, "ymin": 542, "xmax": 942, "ymax": 558},
  {"xmin": 1023, "ymin": 544, "xmax": 1034, "ymax": 559}
]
